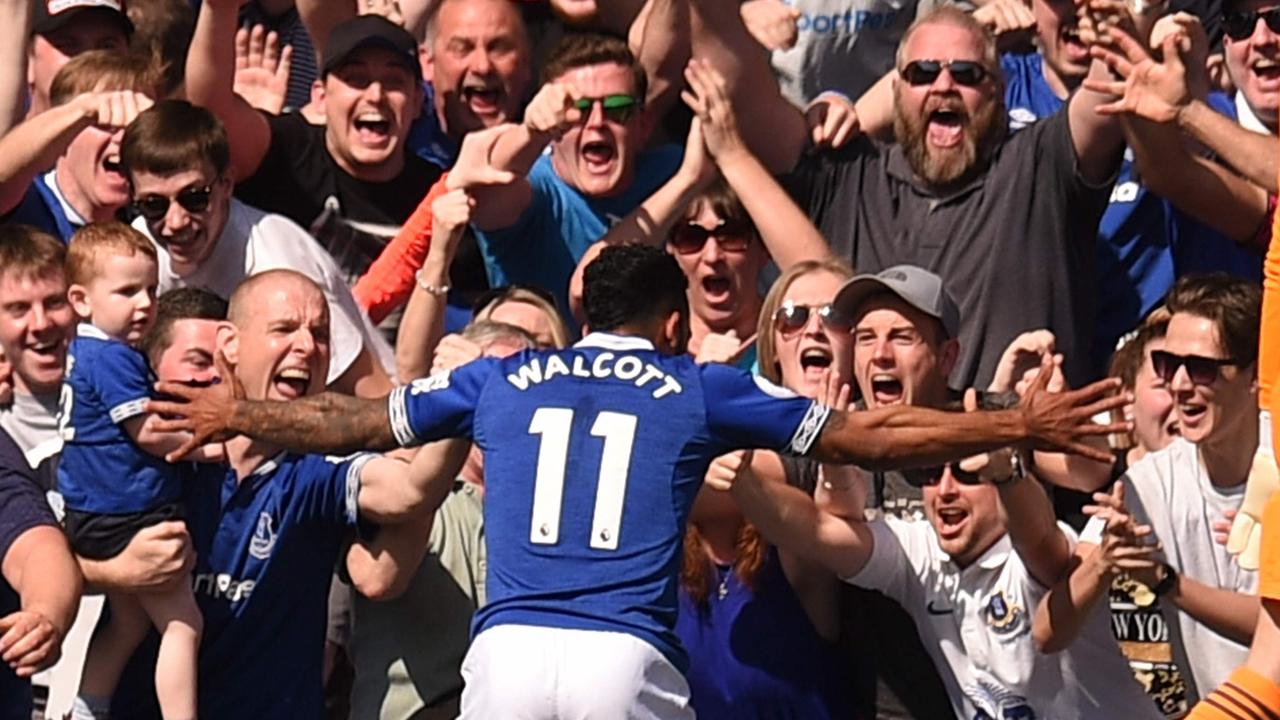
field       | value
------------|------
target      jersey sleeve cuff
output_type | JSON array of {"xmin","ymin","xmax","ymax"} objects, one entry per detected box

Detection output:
[
  {"xmin": 387, "ymin": 386, "xmax": 416, "ymax": 447},
  {"xmin": 787, "ymin": 401, "xmax": 830, "ymax": 456},
  {"xmin": 345, "ymin": 453, "xmax": 376, "ymax": 525},
  {"xmin": 109, "ymin": 398, "xmax": 149, "ymax": 424}
]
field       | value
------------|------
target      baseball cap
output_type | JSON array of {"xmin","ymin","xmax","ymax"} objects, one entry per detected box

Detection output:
[
  {"xmin": 832, "ymin": 265, "xmax": 960, "ymax": 338},
  {"xmin": 322, "ymin": 15, "xmax": 421, "ymax": 81},
  {"xmin": 34, "ymin": 0, "xmax": 133, "ymax": 37}
]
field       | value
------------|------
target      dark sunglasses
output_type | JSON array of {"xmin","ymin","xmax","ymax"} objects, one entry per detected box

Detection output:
[
  {"xmin": 667, "ymin": 219, "xmax": 754, "ymax": 254},
  {"xmin": 900, "ymin": 59, "xmax": 991, "ymax": 87},
  {"xmin": 573, "ymin": 94, "xmax": 641, "ymax": 123},
  {"xmin": 903, "ymin": 463, "xmax": 983, "ymax": 487},
  {"xmin": 774, "ymin": 302, "xmax": 853, "ymax": 335},
  {"xmin": 1150, "ymin": 349, "xmax": 1239, "ymax": 385},
  {"xmin": 133, "ymin": 186, "xmax": 214, "ymax": 222},
  {"xmin": 1224, "ymin": 6, "xmax": 1280, "ymax": 39}
]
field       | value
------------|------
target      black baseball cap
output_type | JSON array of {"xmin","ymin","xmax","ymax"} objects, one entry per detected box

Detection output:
[
  {"xmin": 34, "ymin": 0, "xmax": 133, "ymax": 37},
  {"xmin": 321, "ymin": 15, "xmax": 421, "ymax": 81}
]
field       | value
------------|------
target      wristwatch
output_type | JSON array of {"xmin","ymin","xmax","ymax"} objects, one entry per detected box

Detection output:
[
  {"xmin": 1153, "ymin": 562, "xmax": 1179, "ymax": 597},
  {"xmin": 991, "ymin": 450, "xmax": 1028, "ymax": 486}
]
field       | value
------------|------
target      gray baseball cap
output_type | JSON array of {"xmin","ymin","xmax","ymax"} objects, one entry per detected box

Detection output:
[{"xmin": 832, "ymin": 265, "xmax": 960, "ymax": 338}]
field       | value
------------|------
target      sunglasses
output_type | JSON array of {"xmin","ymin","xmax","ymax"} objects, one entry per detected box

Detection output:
[
  {"xmin": 573, "ymin": 94, "xmax": 641, "ymax": 124},
  {"xmin": 667, "ymin": 219, "xmax": 754, "ymax": 254},
  {"xmin": 1224, "ymin": 6, "xmax": 1280, "ymax": 39},
  {"xmin": 774, "ymin": 302, "xmax": 853, "ymax": 335},
  {"xmin": 903, "ymin": 464, "xmax": 984, "ymax": 487},
  {"xmin": 134, "ymin": 186, "xmax": 214, "ymax": 222},
  {"xmin": 1150, "ymin": 349, "xmax": 1239, "ymax": 385},
  {"xmin": 900, "ymin": 59, "xmax": 991, "ymax": 87}
]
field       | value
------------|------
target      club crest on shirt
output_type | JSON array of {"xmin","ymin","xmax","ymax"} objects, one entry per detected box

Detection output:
[
  {"xmin": 249, "ymin": 511, "xmax": 277, "ymax": 560},
  {"xmin": 983, "ymin": 589, "xmax": 1026, "ymax": 637}
]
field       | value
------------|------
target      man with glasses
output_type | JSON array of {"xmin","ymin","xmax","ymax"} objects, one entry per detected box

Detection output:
[
  {"xmin": 787, "ymin": 3, "xmax": 1126, "ymax": 392},
  {"xmin": 1039, "ymin": 273, "xmax": 1263, "ymax": 705},
  {"xmin": 467, "ymin": 31, "xmax": 683, "ymax": 323},
  {"xmin": 121, "ymin": 99, "xmax": 395, "ymax": 398}
]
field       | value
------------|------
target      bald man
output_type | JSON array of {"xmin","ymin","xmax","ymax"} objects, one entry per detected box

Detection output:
[{"xmin": 105, "ymin": 270, "xmax": 459, "ymax": 719}]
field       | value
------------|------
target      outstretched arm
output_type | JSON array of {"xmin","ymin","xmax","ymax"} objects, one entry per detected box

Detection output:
[
  {"xmin": 811, "ymin": 360, "xmax": 1127, "ymax": 469},
  {"xmin": 186, "ymin": 0, "xmax": 273, "ymax": 181},
  {"xmin": 149, "ymin": 385, "xmax": 398, "ymax": 461}
]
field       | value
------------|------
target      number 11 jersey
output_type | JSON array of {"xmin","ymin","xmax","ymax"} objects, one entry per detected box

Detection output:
[{"xmin": 387, "ymin": 333, "xmax": 829, "ymax": 670}]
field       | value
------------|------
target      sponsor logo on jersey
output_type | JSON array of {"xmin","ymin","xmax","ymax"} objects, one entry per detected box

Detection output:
[
  {"xmin": 409, "ymin": 370, "xmax": 452, "ymax": 395},
  {"xmin": 505, "ymin": 352, "xmax": 683, "ymax": 398},
  {"xmin": 249, "ymin": 512, "xmax": 276, "ymax": 560},
  {"xmin": 193, "ymin": 572, "xmax": 256, "ymax": 602}
]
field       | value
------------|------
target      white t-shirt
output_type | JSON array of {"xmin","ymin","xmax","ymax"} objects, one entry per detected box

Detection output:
[
  {"xmin": 852, "ymin": 516, "xmax": 1162, "ymax": 720},
  {"xmin": 1081, "ymin": 437, "xmax": 1256, "ymax": 703},
  {"xmin": 134, "ymin": 199, "xmax": 395, "ymax": 385}
]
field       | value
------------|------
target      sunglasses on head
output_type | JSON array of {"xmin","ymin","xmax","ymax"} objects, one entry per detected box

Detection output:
[
  {"xmin": 903, "ymin": 464, "xmax": 984, "ymax": 487},
  {"xmin": 667, "ymin": 219, "xmax": 754, "ymax": 254},
  {"xmin": 1150, "ymin": 349, "xmax": 1239, "ymax": 385},
  {"xmin": 1223, "ymin": 6, "xmax": 1280, "ymax": 39},
  {"xmin": 573, "ymin": 94, "xmax": 641, "ymax": 124},
  {"xmin": 133, "ymin": 185, "xmax": 214, "ymax": 222},
  {"xmin": 773, "ymin": 301, "xmax": 853, "ymax": 335},
  {"xmin": 900, "ymin": 59, "xmax": 991, "ymax": 87}
]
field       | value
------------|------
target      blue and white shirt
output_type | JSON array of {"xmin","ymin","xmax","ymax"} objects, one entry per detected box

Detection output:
[
  {"xmin": 185, "ymin": 451, "xmax": 373, "ymax": 719},
  {"xmin": 1001, "ymin": 51, "xmax": 1261, "ymax": 372},
  {"xmin": 57, "ymin": 324, "xmax": 183, "ymax": 514},
  {"xmin": 386, "ymin": 332, "xmax": 828, "ymax": 670}
]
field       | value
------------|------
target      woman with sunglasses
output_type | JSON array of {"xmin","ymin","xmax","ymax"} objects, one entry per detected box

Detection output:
[{"xmin": 673, "ymin": 260, "xmax": 859, "ymax": 719}]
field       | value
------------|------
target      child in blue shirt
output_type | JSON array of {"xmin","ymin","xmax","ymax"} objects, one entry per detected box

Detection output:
[{"xmin": 58, "ymin": 222, "xmax": 215, "ymax": 720}]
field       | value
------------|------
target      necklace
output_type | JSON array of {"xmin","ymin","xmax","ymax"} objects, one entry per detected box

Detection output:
[{"xmin": 716, "ymin": 563, "xmax": 732, "ymax": 600}]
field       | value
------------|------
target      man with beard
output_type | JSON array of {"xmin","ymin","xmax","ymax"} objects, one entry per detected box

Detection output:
[{"xmin": 787, "ymin": 4, "xmax": 1126, "ymax": 392}]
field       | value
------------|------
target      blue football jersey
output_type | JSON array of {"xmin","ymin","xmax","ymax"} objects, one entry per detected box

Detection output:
[
  {"xmin": 386, "ymin": 333, "xmax": 829, "ymax": 669},
  {"xmin": 185, "ymin": 451, "xmax": 371, "ymax": 719},
  {"xmin": 57, "ymin": 324, "xmax": 185, "ymax": 514}
]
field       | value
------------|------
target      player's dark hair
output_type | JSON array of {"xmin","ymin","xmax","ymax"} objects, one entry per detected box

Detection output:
[
  {"xmin": 582, "ymin": 244, "xmax": 687, "ymax": 332},
  {"xmin": 1165, "ymin": 273, "xmax": 1261, "ymax": 368},
  {"xmin": 139, "ymin": 287, "xmax": 228, "ymax": 368},
  {"xmin": 540, "ymin": 31, "xmax": 647, "ymax": 104}
]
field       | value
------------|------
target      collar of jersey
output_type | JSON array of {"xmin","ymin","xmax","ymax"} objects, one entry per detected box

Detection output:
[
  {"xmin": 573, "ymin": 332, "xmax": 655, "ymax": 352},
  {"xmin": 249, "ymin": 451, "xmax": 287, "ymax": 478},
  {"xmin": 76, "ymin": 323, "xmax": 112, "ymax": 341}
]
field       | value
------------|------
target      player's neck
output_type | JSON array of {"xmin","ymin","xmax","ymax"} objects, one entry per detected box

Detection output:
[{"xmin": 224, "ymin": 435, "xmax": 281, "ymax": 481}]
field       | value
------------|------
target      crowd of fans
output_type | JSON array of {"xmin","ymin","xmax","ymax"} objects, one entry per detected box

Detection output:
[{"xmin": 0, "ymin": 0, "xmax": 1278, "ymax": 717}]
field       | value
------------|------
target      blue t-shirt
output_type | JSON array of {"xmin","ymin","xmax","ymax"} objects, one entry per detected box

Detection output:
[
  {"xmin": 1002, "ymin": 51, "xmax": 1261, "ymax": 371},
  {"xmin": 473, "ymin": 145, "xmax": 684, "ymax": 321},
  {"xmin": 4, "ymin": 172, "xmax": 82, "ymax": 242},
  {"xmin": 386, "ymin": 332, "xmax": 828, "ymax": 670},
  {"xmin": 185, "ymin": 451, "xmax": 370, "ymax": 719},
  {"xmin": 675, "ymin": 548, "xmax": 850, "ymax": 719},
  {"xmin": 56, "ymin": 325, "xmax": 184, "ymax": 515},
  {"xmin": 407, "ymin": 81, "xmax": 459, "ymax": 169},
  {"xmin": 0, "ymin": 427, "xmax": 57, "ymax": 720}
]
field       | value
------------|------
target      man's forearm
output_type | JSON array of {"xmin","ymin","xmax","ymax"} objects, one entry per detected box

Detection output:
[
  {"xmin": 717, "ymin": 149, "xmax": 830, "ymax": 268},
  {"xmin": 599, "ymin": 169, "xmax": 704, "ymax": 247},
  {"xmin": 1067, "ymin": 57, "xmax": 1127, "ymax": 185},
  {"xmin": 488, "ymin": 125, "xmax": 554, "ymax": 177},
  {"xmin": 628, "ymin": 0, "xmax": 690, "ymax": 121},
  {"xmin": 1180, "ymin": 99, "xmax": 1279, "ymax": 193},
  {"xmin": 1033, "ymin": 545, "xmax": 1111, "ymax": 653},
  {"xmin": 229, "ymin": 392, "xmax": 398, "ymax": 454},
  {"xmin": 1170, "ymin": 574, "xmax": 1260, "ymax": 645},
  {"xmin": 0, "ymin": 99, "xmax": 94, "ymax": 215},
  {"xmin": 999, "ymin": 473, "xmax": 1072, "ymax": 587},
  {"xmin": 6, "ymin": 528, "xmax": 81, "ymax": 636},
  {"xmin": 186, "ymin": 1, "xmax": 240, "ymax": 112},
  {"xmin": 814, "ymin": 406, "xmax": 1029, "ymax": 471}
]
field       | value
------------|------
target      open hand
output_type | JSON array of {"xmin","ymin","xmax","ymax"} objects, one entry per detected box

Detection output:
[
  {"xmin": 682, "ymin": 59, "xmax": 749, "ymax": 164},
  {"xmin": 148, "ymin": 352, "xmax": 243, "ymax": 461},
  {"xmin": 234, "ymin": 25, "xmax": 293, "ymax": 115},
  {"xmin": 431, "ymin": 334, "xmax": 483, "ymax": 375},
  {"xmin": 1019, "ymin": 355, "xmax": 1129, "ymax": 461},
  {"xmin": 1084, "ymin": 26, "xmax": 1191, "ymax": 124}
]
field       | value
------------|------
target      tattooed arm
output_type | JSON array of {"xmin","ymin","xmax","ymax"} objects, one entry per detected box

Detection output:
[{"xmin": 148, "ymin": 387, "xmax": 398, "ymax": 461}]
